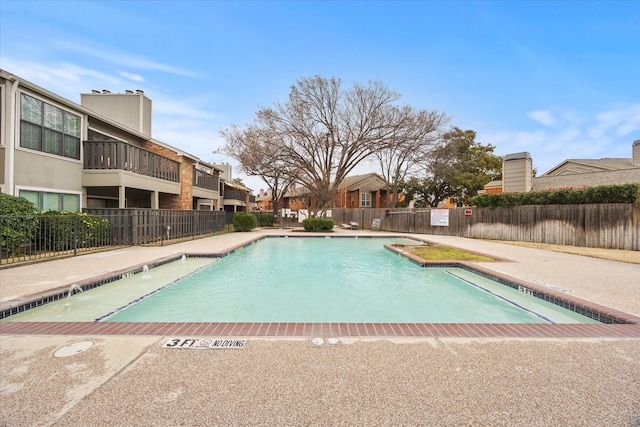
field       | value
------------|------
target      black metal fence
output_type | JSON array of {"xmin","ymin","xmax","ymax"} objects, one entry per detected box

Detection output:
[
  {"xmin": 1, "ymin": 213, "xmax": 113, "ymax": 266},
  {"xmin": 1, "ymin": 209, "xmax": 235, "ymax": 266}
]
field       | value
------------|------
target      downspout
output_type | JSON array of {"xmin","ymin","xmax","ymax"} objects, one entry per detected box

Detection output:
[{"xmin": 6, "ymin": 77, "xmax": 19, "ymax": 195}]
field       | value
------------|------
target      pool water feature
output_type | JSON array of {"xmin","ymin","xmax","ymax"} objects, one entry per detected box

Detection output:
[
  {"xmin": 2, "ymin": 257, "xmax": 216, "ymax": 322},
  {"xmin": 3, "ymin": 237, "xmax": 599, "ymax": 324}
]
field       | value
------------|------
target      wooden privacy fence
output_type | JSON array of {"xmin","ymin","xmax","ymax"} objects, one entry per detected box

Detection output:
[
  {"xmin": 330, "ymin": 204, "xmax": 640, "ymax": 250},
  {"xmin": 84, "ymin": 209, "xmax": 233, "ymax": 245}
]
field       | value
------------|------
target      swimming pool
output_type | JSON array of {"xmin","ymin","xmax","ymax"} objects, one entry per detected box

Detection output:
[{"xmin": 1, "ymin": 237, "xmax": 601, "ymax": 324}]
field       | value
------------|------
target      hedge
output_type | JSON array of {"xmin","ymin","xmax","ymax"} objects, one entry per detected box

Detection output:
[
  {"xmin": 259, "ymin": 212, "xmax": 275, "ymax": 227},
  {"xmin": 39, "ymin": 211, "xmax": 111, "ymax": 251},
  {"xmin": 469, "ymin": 183, "xmax": 640, "ymax": 208},
  {"xmin": 301, "ymin": 217, "xmax": 334, "ymax": 231},
  {"xmin": 0, "ymin": 193, "xmax": 39, "ymax": 256}
]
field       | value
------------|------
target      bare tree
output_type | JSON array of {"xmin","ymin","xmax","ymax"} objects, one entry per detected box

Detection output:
[
  {"xmin": 222, "ymin": 76, "xmax": 401, "ymax": 214},
  {"xmin": 220, "ymin": 125, "xmax": 297, "ymax": 218},
  {"xmin": 373, "ymin": 106, "xmax": 450, "ymax": 208}
]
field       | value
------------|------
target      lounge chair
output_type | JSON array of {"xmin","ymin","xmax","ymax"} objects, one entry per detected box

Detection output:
[
  {"xmin": 341, "ymin": 223, "xmax": 351, "ymax": 230},
  {"xmin": 350, "ymin": 221, "xmax": 359, "ymax": 230}
]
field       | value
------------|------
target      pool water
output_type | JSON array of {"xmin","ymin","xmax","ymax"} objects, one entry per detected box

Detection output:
[{"xmin": 3, "ymin": 237, "xmax": 598, "ymax": 324}]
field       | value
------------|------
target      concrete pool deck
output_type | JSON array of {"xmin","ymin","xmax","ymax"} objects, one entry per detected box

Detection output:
[{"xmin": 1, "ymin": 229, "xmax": 640, "ymax": 425}]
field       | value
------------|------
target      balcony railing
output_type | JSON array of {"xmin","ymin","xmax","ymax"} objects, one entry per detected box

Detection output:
[
  {"xmin": 193, "ymin": 167, "xmax": 219, "ymax": 191},
  {"xmin": 83, "ymin": 141, "xmax": 180, "ymax": 183},
  {"xmin": 223, "ymin": 188, "xmax": 247, "ymax": 202}
]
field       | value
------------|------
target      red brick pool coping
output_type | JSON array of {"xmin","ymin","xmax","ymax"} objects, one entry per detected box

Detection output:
[{"xmin": 1, "ymin": 321, "xmax": 639, "ymax": 337}]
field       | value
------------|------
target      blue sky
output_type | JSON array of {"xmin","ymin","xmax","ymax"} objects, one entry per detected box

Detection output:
[{"xmin": 2, "ymin": 0, "xmax": 639, "ymax": 191}]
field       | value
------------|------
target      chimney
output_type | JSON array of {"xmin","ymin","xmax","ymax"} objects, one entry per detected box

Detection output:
[
  {"xmin": 81, "ymin": 88, "xmax": 152, "ymax": 137},
  {"xmin": 502, "ymin": 152, "xmax": 533, "ymax": 193},
  {"xmin": 633, "ymin": 140, "xmax": 640, "ymax": 166}
]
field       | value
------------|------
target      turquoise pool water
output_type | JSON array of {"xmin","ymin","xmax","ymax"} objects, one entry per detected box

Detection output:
[{"xmin": 4, "ymin": 237, "xmax": 598, "ymax": 324}]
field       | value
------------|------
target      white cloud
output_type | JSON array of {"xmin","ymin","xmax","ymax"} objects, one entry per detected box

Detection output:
[
  {"xmin": 51, "ymin": 39, "xmax": 200, "ymax": 78},
  {"xmin": 151, "ymin": 95, "xmax": 220, "ymax": 121},
  {"xmin": 119, "ymin": 71, "xmax": 145, "ymax": 82},
  {"xmin": 481, "ymin": 104, "xmax": 640, "ymax": 174},
  {"xmin": 487, "ymin": 130, "xmax": 547, "ymax": 151},
  {"xmin": 557, "ymin": 128, "xmax": 582, "ymax": 142},
  {"xmin": 589, "ymin": 104, "xmax": 640, "ymax": 139},
  {"xmin": 613, "ymin": 104, "xmax": 640, "ymax": 136},
  {"xmin": 527, "ymin": 110, "xmax": 555, "ymax": 126},
  {"xmin": 2, "ymin": 58, "xmax": 121, "ymax": 100}
]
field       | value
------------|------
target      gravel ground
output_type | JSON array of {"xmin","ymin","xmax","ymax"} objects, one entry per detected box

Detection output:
[{"xmin": 1, "ymin": 336, "xmax": 639, "ymax": 426}]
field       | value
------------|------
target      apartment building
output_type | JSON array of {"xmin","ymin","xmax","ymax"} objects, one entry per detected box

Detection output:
[
  {"xmin": 0, "ymin": 69, "xmax": 222, "ymax": 211},
  {"xmin": 255, "ymin": 188, "xmax": 273, "ymax": 212},
  {"xmin": 334, "ymin": 173, "xmax": 392, "ymax": 209},
  {"xmin": 214, "ymin": 163, "xmax": 255, "ymax": 212}
]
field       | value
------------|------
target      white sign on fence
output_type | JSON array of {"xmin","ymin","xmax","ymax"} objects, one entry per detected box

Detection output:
[{"xmin": 430, "ymin": 209, "xmax": 450, "ymax": 226}]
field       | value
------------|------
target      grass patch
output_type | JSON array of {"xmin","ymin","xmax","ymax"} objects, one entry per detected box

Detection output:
[
  {"xmin": 291, "ymin": 229, "xmax": 334, "ymax": 233},
  {"xmin": 393, "ymin": 244, "xmax": 496, "ymax": 261}
]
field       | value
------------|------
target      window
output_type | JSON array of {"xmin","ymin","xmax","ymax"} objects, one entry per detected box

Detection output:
[
  {"xmin": 20, "ymin": 93, "xmax": 81, "ymax": 160},
  {"xmin": 361, "ymin": 192, "xmax": 371, "ymax": 207},
  {"xmin": 19, "ymin": 190, "xmax": 81, "ymax": 212}
]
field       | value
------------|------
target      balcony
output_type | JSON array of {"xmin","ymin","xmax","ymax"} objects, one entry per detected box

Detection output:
[
  {"xmin": 223, "ymin": 188, "xmax": 248, "ymax": 202},
  {"xmin": 193, "ymin": 167, "xmax": 219, "ymax": 190},
  {"xmin": 83, "ymin": 141, "xmax": 180, "ymax": 183}
]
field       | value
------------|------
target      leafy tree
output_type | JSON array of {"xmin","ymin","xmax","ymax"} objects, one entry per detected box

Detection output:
[
  {"xmin": 221, "ymin": 76, "xmax": 404, "ymax": 213},
  {"xmin": 402, "ymin": 176, "xmax": 446, "ymax": 208},
  {"xmin": 231, "ymin": 177, "xmax": 246, "ymax": 187},
  {"xmin": 403, "ymin": 128, "xmax": 502, "ymax": 207}
]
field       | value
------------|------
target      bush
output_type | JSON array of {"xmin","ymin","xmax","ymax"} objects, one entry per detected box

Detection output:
[
  {"xmin": 0, "ymin": 193, "xmax": 39, "ymax": 256},
  {"xmin": 301, "ymin": 217, "xmax": 334, "ymax": 231},
  {"xmin": 233, "ymin": 212, "xmax": 257, "ymax": 232},
  {"xmin": 39, "ymin": 211, "xmax": 111, "ymax": 251},
  {"xmin": 469, "ymin": 184, "xmax": 639, "ymax": 208},
  {"xmin": 259, "ymin": 212, "xmax": 275, "ymax": 227}
]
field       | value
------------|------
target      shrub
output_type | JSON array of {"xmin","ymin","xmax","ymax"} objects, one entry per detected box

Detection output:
[
  {"xmin": 0, "ymin": 193, "xmax": 39, "ymax": 256},
  {"xmin": 39, "ymin": 211, "xmax": 111, "ymax": 251},
  {"xmin": 233, "ymin": 212, "xmax": 257, "ymax": 232},
  {"xmin": 301, "ymin": 217, "xmax": 334, "ymax": 231},
  {"xmin": 259, "ymin": 212, "xmax": 275, "ymax": 227}
]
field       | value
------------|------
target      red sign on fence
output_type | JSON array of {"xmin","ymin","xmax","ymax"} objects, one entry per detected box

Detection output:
[{"xmin": 464, "ymin": 209, "xmax": 472, "ymax": 216}]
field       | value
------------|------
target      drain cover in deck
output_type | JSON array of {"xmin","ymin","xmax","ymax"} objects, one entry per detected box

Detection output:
[{"xmin": 54, "ymin": 341, "xmax": 94, "ymax": 357}]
